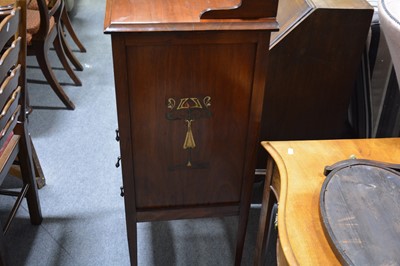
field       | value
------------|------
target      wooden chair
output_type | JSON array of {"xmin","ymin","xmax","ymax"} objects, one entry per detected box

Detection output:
[
  {"xmin": 26, "ymin": 0, "xmax": 76, "ymax": 109},
  {"xmin": 28, "ymin": 0, "xmax": 84, "ymax": 71},
  {"xmin": 59, "ymin": 5, "xmax": 84, "ymax": 71},
  {"xmin": 61, "ymin": 6, "xmax": 86, "ymax": 53},
  {"xmin": 0, "ymin": 3, "xmax": 42, "ymax": 264}
]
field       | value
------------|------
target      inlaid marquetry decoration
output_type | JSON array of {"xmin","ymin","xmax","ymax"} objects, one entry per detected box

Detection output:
[{"xmin": 166, "ymin": 96, "xmax": 212, "ymax": 169}]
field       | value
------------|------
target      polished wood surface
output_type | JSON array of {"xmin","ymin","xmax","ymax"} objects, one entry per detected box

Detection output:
[
  {"xmin": 256, "ymin": 138, "xmax": 400, "ymax": 265},
  {"xmin": 105, "ymin": 0, "xmax": 278, "ymax": 264},
  {"xmin": 200, "ymin": 0, "xmax": 278, "ymax": 19},
  {"xmin": 104, "ymin": 0, "xmax": 278, "ymax": 33},
  {"xmin": 270, "ymin": 0, "xmax": 372, "ymax": 46},
  {"xmin": 256, "ymin": 0, "xmax": 373, "ymax": 169}
]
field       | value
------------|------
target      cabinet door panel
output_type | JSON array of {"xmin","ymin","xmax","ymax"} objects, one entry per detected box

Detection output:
[{"xmin": 126, "ymin": 42, "xmax": 257, "ymax": 208}]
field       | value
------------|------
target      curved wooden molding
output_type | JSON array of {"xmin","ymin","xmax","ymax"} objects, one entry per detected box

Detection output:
[{"xmin": 200, "ymin": 0, "xmax": 278, "ymax": 19}]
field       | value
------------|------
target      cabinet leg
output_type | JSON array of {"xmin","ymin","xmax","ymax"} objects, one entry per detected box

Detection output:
[{"xmin": 254, "ymin": 156, "xmax": 276, "ymax": 266}]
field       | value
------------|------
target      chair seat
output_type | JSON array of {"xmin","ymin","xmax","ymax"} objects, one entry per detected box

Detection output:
[
  {"xmin": 26, "ymin": 9, "xmax": 55, "ymax": 44},
  {"xmin": 379, "ymin": 0, "xmax": 400, "ymax": 83},
  {"xmin": 28, "ymin": 0, "xmax": 39, "ymax": 10},
  {"xmin": 27, "ymin": 9, "xmax": 40, "ymax": 35},
  {"xmin": 0, "ymin": 134, "xmax": 19, "ymax": 184},
  {"xmin": 27, "ymin": 0, "xmax": 50, "ymax": 10},
  {"xmin": 0, "ymin": 131, "xmax": 14, "ymax": 157}
]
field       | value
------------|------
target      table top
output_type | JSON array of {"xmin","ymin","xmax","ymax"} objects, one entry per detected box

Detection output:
[
  {"xmin": 104, "ymin": 0, "xmax": 279, "ymax": 33},
  {"xmin": 261, "ymin": 138, "xmax": 400, "ymax": 265}
]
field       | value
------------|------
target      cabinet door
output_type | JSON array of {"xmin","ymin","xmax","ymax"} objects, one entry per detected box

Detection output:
[{"xmin": 124, "ymin": 32, "xmax": 262, "ymax": 209}]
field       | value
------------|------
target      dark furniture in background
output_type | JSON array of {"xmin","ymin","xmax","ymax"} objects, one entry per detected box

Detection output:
[
  {"xmin": 256, "ymin": 0, "xmax": 373, "ymax": 170},
  {"xmin": 373, "ymin": 0, "xmax": 400, "ymax": 137},
  {"xmin": 104, "ymin": 0, "xmax": 279, "ymax": 264}
]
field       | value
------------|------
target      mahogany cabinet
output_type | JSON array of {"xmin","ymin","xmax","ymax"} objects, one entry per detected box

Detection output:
[{"xmin": 104, "ymin": 0, "xmax": 278, "ymax": 264}]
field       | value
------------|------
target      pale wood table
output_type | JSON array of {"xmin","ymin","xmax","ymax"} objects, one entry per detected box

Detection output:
[{"xmin": 254, "ymin": 138, "xmax": 400, "ymax": 265}]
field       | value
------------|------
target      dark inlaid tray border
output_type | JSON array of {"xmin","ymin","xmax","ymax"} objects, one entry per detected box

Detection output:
[{"xmin": 319, "ymin": 159, "xmax": 400, "ymax": 265}]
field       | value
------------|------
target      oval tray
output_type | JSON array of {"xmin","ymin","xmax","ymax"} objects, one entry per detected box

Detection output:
[{"xmin": 320, "ymin": 160, "xmax": 400, "ymax": 265}]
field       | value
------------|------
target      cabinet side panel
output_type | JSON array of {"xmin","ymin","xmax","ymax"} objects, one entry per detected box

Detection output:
[{"xmin": 126, "ymin": 40, "xmax": 257, "ymax": 208}]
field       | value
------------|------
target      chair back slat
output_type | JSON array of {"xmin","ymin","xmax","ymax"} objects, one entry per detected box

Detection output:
[
  {"xmin": 0, "ymin": 9, "xmax": 20, "ymax": 51},
  {"xmin": 0, "ymin": 4, "xmax": 42, "ymax": 261},
  {"xmin": 0, "ymin": 105, "xmax": 21, "ymax": 149},
  {"xmin": 0, "ymin": 38, "xmax": 21, "ymax": 83},
  {"xmin": 0, "ymin": 64, "xmax": 21, "ymax": 109},
  {"xmin": 0, "ymin": 14, "xmax": 22, "ymax": 157},
  {"xmin": 0, "ymin": 86, "xmax": 22, "ymax": 134}
]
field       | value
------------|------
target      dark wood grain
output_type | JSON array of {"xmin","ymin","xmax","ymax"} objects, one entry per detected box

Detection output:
[
  {"xmin": 106, "ymin": 0, "xmax": 278, "ymax": 264},
  {"xmin": 320, "ymin": 162, "xmax": 400, "ymax": 265},
  {"xmin": 200, "ymin": 0, "xmax": 278, "ymax": 19},
  {"xmin": 104, "ymin": 0, "xmax": 278, "ymax": 33},
  {"xmin": 256, "ymin": 0, "xmax": 373, "ymax": 169},
  {"xmin": 128, "ymin": 32, "xmax": 257, "ymax": 209}
]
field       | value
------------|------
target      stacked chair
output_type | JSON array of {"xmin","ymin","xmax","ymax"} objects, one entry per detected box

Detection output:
[
  {"xmin": 61, "ymin": 5, "xmax": 86, "ymax": 53},
  {"xmin": 26, "ymin": 0, "xmax": 85, "ymax": 110},
  {"xmin": 0, "ymin": 1, "xmax": 43, "ymax": 264}
]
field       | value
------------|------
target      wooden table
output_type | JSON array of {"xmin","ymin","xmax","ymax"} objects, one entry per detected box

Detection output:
[
  {"xmin": 255, "ymin": 138, "xmax": 400, "ymax": 265},
  {"xmin": 104, "ymin": 0, "xmax": 278, "ymax": 265}
]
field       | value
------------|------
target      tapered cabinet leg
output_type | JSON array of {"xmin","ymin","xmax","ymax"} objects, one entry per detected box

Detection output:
[{"xmin": 254, "ymin": 157, "xmax": 276, "ymax": 266}]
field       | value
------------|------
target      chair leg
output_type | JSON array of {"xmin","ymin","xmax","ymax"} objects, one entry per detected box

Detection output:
[
  {"xmin": 2, "ymin": 185, "xmax": 30, "ymax": 234},
  {"xmin": 30, "ymin": 137, "xmax": 46, "ymax": 189},
  {"xmin": 61, "ymin": 7, "xmax": 86, "ymax": 53},
  {"xmin": 53, "ymin": 30, "xmax": 82, "ymax": 86},
  {"xmin": 0, "ymin": 220, "xmax": 6, "ymax": 265},
  {"xmin": 34, "ymin": 43, "xmax": 75, "ymax": 110},
  {"xmin": 60, "ymin": 30, "xmax": 83, "ymax": 71},
  {"xmin": 15, "ymin": 125, "xmax": 42, "ymax": 226}
]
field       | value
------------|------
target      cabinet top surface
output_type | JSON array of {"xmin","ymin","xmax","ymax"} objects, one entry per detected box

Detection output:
[{"xmin": 104, "ymin": 0, "xmax": 278, "ymax": 33}]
